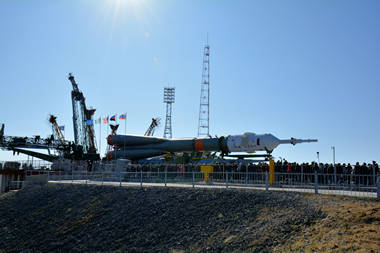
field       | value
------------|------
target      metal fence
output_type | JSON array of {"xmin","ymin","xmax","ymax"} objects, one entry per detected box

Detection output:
[
  {"xmin": 1, "ymin": 159, "xmax": 378, "ymax": 198},
  {"xmin": 0, "ymin": 160, "xmax": 52, "ymax": 170},
  {"xmin": 39, "ymin": 170, "xmax": 380, "ymax": 198}
]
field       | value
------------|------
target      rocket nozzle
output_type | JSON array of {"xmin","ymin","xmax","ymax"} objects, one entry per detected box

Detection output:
[
  {"xmin": 106, "ymin": 151, "xmax": 113, "ymax": 161},
  {"xmin": 107, "ymin": 135, "xmax": 113, "ymax": 145}
]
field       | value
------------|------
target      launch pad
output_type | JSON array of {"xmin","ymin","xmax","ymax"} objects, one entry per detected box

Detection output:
[{"xmin": 0, "ymin": 72, "xmax": 317, "ymax": 166}]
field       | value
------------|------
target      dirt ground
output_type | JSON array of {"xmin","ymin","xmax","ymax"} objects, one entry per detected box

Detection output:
[
  {"xmin": 273, "ymin": 195, "xmax": 380, "ymax": 253},
  {"xmin": 0, "ymin": 184, "xmax": 379, "ymax": 252}
]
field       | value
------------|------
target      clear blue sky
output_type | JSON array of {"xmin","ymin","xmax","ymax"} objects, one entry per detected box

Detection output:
[{"xmin": 1, "ymin": 0, "xmax": 379, "ymax": 164}]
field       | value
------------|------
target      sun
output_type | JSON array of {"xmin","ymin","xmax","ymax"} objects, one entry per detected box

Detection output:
[
  {"xmin": 99, "ymin": 0, "xmax": 154, "ymax": 45},
  {"xmin": 116, "ymin": 0, "xmax": 141, "ymax": 6},
  {"xmin": 111, "ymin": 0, "xmax": 145, "ymax": 12},
  {"xmin": 105, "ymin": 0, "xmax": 150, "ymax": 24}
]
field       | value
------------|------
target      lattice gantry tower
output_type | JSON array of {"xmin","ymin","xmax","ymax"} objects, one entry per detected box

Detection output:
[
  {"xmin": 68, "ymin": 73, "xmax": 97, "ymax": 155},
  {"xmin": 197, "ymin": 41, "xmax": 210, "ymax": 137},
  {"xmin": 163, "ymin": 87, "xmax": 175, "ymax": 139}
]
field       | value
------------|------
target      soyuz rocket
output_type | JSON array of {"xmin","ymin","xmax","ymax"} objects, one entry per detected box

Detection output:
[{"xmin": 106, "ymin": 132, "xmax": 317, "ymax": 161}]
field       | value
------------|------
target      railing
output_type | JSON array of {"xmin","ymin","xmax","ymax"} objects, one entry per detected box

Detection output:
[
  {"xmin": 1, "ymin": 159, "xmax": 377, "ymax": 198},
  {"xmin": 38, "ymin": 170, "xmax": 380, "ymax": 198},
  {"xmin": 0, "ymin": 160, "xmax": 52, "ymax": 170}
]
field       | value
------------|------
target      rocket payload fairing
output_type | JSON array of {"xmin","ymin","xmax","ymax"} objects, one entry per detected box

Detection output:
[{"xmin": 106, "ymin": 132, "xmax": 317, "ymax": 161}]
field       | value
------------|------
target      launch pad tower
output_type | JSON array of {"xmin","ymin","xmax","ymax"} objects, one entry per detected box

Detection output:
[{"xmin": 197, "ymin": 40, "xmax": 210, "ymax": 137}]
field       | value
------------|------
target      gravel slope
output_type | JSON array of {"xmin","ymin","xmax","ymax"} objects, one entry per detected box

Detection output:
[
  {"xmin": 273, "ymin": 195, "xmax": 380, "ymax": 252},
  {"xmin": 0, "ymin": 184, "xmax": 324, "ymax": 252}
]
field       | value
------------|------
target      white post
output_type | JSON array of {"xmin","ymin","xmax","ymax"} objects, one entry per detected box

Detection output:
[
  {"xmin": 165, "ymin": 165, "xmax": 167, "ymax": 187},
  {"xmin": 226, "ymin": 171, "xmax": 229, "ymax": 189},
  {"xmin": 245, "ymin": 163, "xmax": 248, "ymax": 185},
  {"xmin": 140, "ymin": 170, "xmax": 143, "ymax": 188},
  {"xmin": 192, "ymin": 171, "xmax": 195, "ymax": 188}
]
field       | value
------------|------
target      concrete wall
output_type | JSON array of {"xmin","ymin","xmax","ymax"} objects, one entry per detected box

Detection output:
[{"xmin": 26, "ymin": 175, "xmax": 48, "ymax": 185}]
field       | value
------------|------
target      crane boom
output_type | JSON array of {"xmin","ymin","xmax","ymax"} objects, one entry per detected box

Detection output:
[
  {"xmin": 49, "ymin": 115, "xmax": 65, "ymax": 142},
  {"xmin": 68, "ymin": 73, "xmax": 98, "ymax": 157},
  {"xmin": 145, "ymin": 118, "xmax": 160, "ymax": 136}
]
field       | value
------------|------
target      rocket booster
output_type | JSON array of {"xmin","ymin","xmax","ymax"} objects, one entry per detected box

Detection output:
[{"xmin": 106, "ymin": 132, "xmax": 317, "ymax": 160}]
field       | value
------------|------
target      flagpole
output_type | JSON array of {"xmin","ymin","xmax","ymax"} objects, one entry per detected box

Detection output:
[
  {"xmin": 107, "ymin": 115, "xmax": 109, "ymax": 136},
  {"xmin": 124, "ymin": 113, "xmax": 126, "ymax": 156},
  {"xmin": 106, "ymin": 116, "xmax": 109, "ymax": 156},
  {"xmin": 99, "ymin": 119, "xmax": 101, "ymax": 156}
]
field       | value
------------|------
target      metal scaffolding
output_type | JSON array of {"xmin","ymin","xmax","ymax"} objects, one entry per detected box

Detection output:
[
  {"xmin": 198, "ymin": 40, "xmax": 210, "ymax": 137},
  {"xmin": 163, "ymin": 87, "xmax": 175, "ymax": 139},
  {"xmin": 68, "ymin": 73, "xmax": 98, "ymax": 160}
]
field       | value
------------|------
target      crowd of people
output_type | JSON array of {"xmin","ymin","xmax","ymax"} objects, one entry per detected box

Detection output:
[
  {"xmin": 92, "ymin": 160, "xmax": 380, "ymax": 176},
  {"xmin": 222, "ymin": 160, "xmax": 380, "ymax": 186},
  {"xmin": 230, "ymin": 160, "xmax": 379, "ymax": 176},
  {"xmin": 100, "ymin": 160, "xmax": 379, "ymax": 186}
]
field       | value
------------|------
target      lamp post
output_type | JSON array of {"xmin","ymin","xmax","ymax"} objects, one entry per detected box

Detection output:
[
  {"xmin": 331, "ymin": 146, "xmax": 335, "ymax": 165},
  {"xmin": 332, "ymin": 146, "xmax": 336, "ymax": 183}
]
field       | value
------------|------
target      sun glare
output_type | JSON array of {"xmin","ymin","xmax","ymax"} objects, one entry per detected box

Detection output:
[
  {"xmin": 117, "ymin": 0, "xmax": 141, "ymax": 6},
  {"xmin": 105, "ymin": 0, "xmax": 152, "ymax": 27},
  {"xmin": 111, "ymin": 0, "xmax": 145, "ymax": 14},
  {"xmin": 100, "ymin": 0, "xmax": 154, "ymax": 44}
]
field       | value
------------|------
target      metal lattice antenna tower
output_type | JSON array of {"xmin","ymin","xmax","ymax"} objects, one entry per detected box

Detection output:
[
  {"xmin": 163, "ymin": 87, "xmax": 175, "ymax": 139},
  {"xmin": 197, "ymin": 38, "xmax": 210, "ymax": 137}
]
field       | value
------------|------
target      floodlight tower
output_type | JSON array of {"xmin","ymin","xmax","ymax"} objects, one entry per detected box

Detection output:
[
  {"xmin": 163, "ymin": 87, "xmax": 175, "ymax": 139},
  {"xmin": 197, "ymin": 39, "xmax": 210, "ymax": 137}
]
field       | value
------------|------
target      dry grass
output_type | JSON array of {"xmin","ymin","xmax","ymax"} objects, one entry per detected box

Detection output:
[{"xmin": 273, "ymin": 196, "xmax": 380, "ymax": 252}]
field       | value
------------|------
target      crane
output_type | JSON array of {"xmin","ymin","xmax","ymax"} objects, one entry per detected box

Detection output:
[
  {"xmin": 68, "ymin": 73, "xmax": 99, "ymax": 160},
  {"xmin": 48, "ymin": 115, "xmax": 65, "ymax": 143},
  {"xmin": 145, "ymin": 118, "xmax": 160, "ymax": 136}
]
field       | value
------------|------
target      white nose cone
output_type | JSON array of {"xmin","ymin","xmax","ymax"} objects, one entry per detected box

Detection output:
[
  {"xmin": 227, "ymin": 132, "xmax": 281, "ymax": 153},
  {"xmin": 257, "ymin": 133, "xmax": 281, "ymax": 152}
]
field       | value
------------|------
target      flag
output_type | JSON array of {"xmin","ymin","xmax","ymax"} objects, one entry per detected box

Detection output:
[
  {"xmin": 95, "ymin": 118, "xmax": 101, "ymax": 124},
  {"xmin": 85, "ymin": 120, "xmax": 93, "ymax": 126},
  {"xmin": 110, "ymin": 115, "xmax": 116, "ymax": 121},
  {"xmin": 59, "ymin": 126, "xmax": 65, "ymax": 131},
  {"xmin": 119, "ymin": 114, "xmax": 126, "ymax": 120},
  {"xmin": 102, "ymin": 117, "xmax": 109, "ymax": 124}
]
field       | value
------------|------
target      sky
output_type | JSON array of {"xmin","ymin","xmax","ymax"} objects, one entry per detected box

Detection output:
[{"xmin": 0, "ymin": 0, "xmax": 379, "ymax": 164}]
